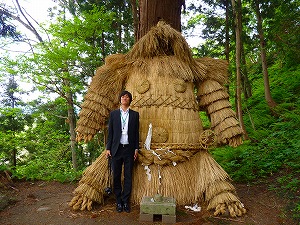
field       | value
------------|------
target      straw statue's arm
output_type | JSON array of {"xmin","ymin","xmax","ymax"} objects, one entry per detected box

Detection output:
[
  {"xmin": 197, "ymin": 79, "xmax": 243, "ymax": 147},
  {"xmin": 76, "ymin": 54, "xmax": 128, "ymax": 143}
]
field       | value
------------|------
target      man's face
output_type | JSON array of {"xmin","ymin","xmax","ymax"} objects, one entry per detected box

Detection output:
[{"xmin": 120, "ymin": 94, "xmax": 130, "ymax": 106}]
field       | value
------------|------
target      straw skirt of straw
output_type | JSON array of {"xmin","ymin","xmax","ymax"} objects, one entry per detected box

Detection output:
[{"xmin": 70, "ymin": 56, "xmax": 246, "ymax": 217}]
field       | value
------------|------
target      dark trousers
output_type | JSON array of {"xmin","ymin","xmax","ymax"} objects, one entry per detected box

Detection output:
[{"xmin": 111, "ymin": 144, "xmax": 134, "ymax": 204}]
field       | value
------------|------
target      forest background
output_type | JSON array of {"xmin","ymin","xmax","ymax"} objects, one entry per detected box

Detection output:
[{"xmin": 0, "ymin": 0, "xmax": 299, "ymax": 222}]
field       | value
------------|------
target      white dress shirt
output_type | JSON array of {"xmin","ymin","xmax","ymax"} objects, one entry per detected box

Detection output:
[{"xmin": 120, "ymin": 107, "xmax": 129, "ymax": 144}]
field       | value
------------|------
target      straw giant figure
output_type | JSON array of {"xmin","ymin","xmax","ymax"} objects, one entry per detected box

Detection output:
[{"xmin": 69, "ymin": 22, "xmax": 246, "ymax": 217}]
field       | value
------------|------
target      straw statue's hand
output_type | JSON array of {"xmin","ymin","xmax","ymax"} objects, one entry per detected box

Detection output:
[{"xmin": 227, "ymin": 134, "xmax": 243, "ymax": 147}]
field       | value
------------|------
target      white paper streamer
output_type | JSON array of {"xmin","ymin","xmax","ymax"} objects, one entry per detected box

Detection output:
[
  {"xmin": 144, "ymin": 165, "xmax": 151, "ymax": 181},
  {"xmin": 184, "ymin": 204, "xmax": 201, "ymax": 212},
  {"xmin": 144, "ymin": 123, "xmax": 152, "ymax": 150}
]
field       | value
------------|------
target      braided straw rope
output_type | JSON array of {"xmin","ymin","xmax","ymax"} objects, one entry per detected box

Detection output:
[
  {"xmin": 137, "ymin": 130, "xmax": 216, "ymax": 166},
  {"xmin": 131, "ymin": 94, "xmax": 199, "ymax": 111}
]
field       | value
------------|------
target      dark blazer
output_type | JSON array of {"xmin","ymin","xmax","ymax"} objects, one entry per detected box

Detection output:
[{"xmin": 106, "ymin": 108, "xmax": 139, "ymax": 157}]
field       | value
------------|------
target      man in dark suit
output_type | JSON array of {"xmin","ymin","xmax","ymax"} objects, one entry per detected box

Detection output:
[{"xmin": 106, "ymin": 90, "xmax": 139, "ymax": 213}]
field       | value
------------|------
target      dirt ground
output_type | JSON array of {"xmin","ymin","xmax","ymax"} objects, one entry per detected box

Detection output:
[{"xmin": 0, "ymin": 176, "xmax": 298, "ymax": 225}]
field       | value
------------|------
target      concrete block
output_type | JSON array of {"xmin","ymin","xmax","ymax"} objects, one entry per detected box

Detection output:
[
  {"xmin": 140, "ymin": 196, "xmax": 176, "ymax": 215},
  {"xmin": 140, "ymin": 213, "xmax": 153, "ymax": 222},
  {"xmin": 162, "ymin": 214, "xmax": 176, "ymax": 224}
]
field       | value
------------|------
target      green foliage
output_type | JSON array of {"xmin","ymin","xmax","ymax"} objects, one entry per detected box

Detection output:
[
  {"xmin": 212, "ymin": 63, "xmax": 300, "ymax": 220},
  {"xmin": 13, "ymin": 156, "xmax": 82, "ymax": 182},
  {"xmin": 265, "ymin": 0, "xmax": 300, "ymax": 67},
  {"xmin": 0, "ymin": 3, "xmax": 132, "ymax": 181},
  {"xmin": 0, "ymin": 107, "xmax": 31, "ymax": 132},
  {"xmin": 0, "ymin": 107, "xmax": 32, "ymax": 166},
  {"xmin": 199, "ymin": 111, "xmax": 211, "ymax": 129},
  {"xmin": 191, "ymin": 39, "xmax": 226, "ymax": 58}
]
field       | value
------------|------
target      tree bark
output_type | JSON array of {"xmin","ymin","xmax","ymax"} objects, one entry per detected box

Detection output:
[
  {"xmin": 241, "ymin": 42, "xmax": 252, "ymax": 99},
  {"xmin": 225, "ymin": 0, "xmax": 230, "ymax": 61},
  {"xmin": 231, "ymin": 0, "xmax": 249, "ymax": 140},
  {"xmin": 12, "ymin": 134, "xmax": 17, "ymax": 168},
  {"xmin": 63, "ymin": 78, "xmax": 78, "ymax": 170},
  {"xmin": 130, "ymin": 0, "xmax": 139, "ymax": 42},
  {"xmin": 137, "ymin": 0, "xmax": 184, "ymax": 40},
  {"xmin": 254, "ymin": 0, "xmax": 277, "ymax": 108}
]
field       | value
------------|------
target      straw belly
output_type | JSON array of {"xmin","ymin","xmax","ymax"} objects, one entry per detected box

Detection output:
[
  {"xmin": 134, "ymin": 106, "xmax": 203, "ymax": 145},
  {"xmin": 125, "ymin": 70, "xmax": 203, "ymax": 147}
]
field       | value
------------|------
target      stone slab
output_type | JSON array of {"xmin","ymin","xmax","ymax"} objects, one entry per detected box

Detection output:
[
  {"xmin": 139, "ymin": 213, "xmax": 153, "ymax": 222},
  {"xmin": 162, "ymin": 214, "xmax": 176, "ymax": 224},
  {"xmin": 140, "ymin": 196, "xmax": 176, "ymax": 215}
]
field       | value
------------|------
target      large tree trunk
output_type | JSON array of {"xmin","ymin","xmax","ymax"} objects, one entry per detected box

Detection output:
[
  {"xmin": 254, "ymin": 0, "xmax": 277, "ymax": 108},
  {"xmin": 12, "ymin": 134, "xmax": 17, "ymax": 167},
  {"xmin": 224, "ymin": 0, "xmax": 230, "ymax": 61},
  {"xmin": 68, "ymin": 101, "xmax": 78, "ymax": 170},
  {"xmin": 63, "ymin": 78, "xmax": 78, "ymax": 170},
  {"xmin": 241, "ymin": 42, "xmax": 252, "ymax": 99},
  {"xmin": 231, "ymin": 0, "xmax": 249, "ymax": 140},
  {"xmin": 130, "ymin": 0, "xmax": 139, "ymax": 42},
  {"xmin": 137, "ymin": 0, "xmax": 184, "ymax": 40}
]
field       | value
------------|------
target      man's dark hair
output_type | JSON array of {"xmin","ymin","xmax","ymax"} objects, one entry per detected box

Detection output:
[{"xmin": 119, "ymin": 90, "xmax": 132, "ymax": 104}]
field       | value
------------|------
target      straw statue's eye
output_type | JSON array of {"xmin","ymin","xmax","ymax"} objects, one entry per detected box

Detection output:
[
  {"xmin": 136, "ymin": 79, "xmax": 150, "ymax": 94},
  {"xmin": 174, "ymin": 79, "xmax": 187, "ymax": 93}
]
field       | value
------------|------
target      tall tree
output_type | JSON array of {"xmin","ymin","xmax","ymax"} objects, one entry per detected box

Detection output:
[
  {"xmin": 1, "ymin": 5, "xmax": 115, "ymax": 169},
  {"xmin": 266, "ymin": 0, "xmax": 300, "ymax": 67},
  {"xmin": 253, "ymin": 0, "xmax": 277, "ymax": 108},
  {"xmin": 137, "ymin": 0, "xmax": 184, "ymax": 39},
  {"xmin": 224, "ymin": 0, "xmax": 230, "ymax": 60},
  {"xmin": 0, "ymin": 74, "xmax": 30, "ymax": 167},
  {"xmin": 231, "ymin": 0, "xmax": 249, "ymax": 139},
  {"xmin": 130, "ymin": 0, "xmax": 139, "ymax": 42},
  {"xmin": 184, "ymin": 0, "xmax": 232, "ymax": 59}
]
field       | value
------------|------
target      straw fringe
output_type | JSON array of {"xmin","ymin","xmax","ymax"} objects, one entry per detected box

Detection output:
[
  {"xmin": 212, "ymin": 114, "xmax": 243, "ymax": 147},
  {"xmin": 198, "ymin": 79, "xmax": 224, "ymax": 96},
  {"xmin": 69, "ymin": 150, "xmax": 245, "ymax": 214},
  {"xmin": 195, "ymin": 57, "xmax": 229, "ymax": 85},
  {"xmin": 126, "ymin": 21, "xmax": 206, "ymax": 81},
  {"xmin": 79, "ymin": 152, "xmax": 109, "ymax": 190},
  {"xmin": 68, "ymin": 152, "xmax": 109, "ymax": 210},
  {"xmin": 76, "ymin": 54, "xmax": 128, "ymax": 142},
  {"xmin": 131, "ymin": 150, "xmax": 244, "ymax": 212},
  {"xmin": 228, "ymin": 135, "xmax": 243, "ymax": 147},
  {"xmin": 128, "ymin": 56, "xmax": 205, "ymax": 83},
  {"xmin": 210, "ymin": 108, "xmax": 237, "ymax": 126},
  {"xmin": 206, "ymin": 100, "xmax": 232, "ymax": 114},
  {"xmin": 199, "ymin": 90, "xmax": 230, "ymax": 107},
  {"xmin": 197, "ymin": 78, "xmax": 243, "ymax": 146}
]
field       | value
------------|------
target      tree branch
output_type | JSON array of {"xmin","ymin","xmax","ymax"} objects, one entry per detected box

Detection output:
[
  {"xmin": 0, "ymin": 3, "xmax": 43, "ymax": 43},
  {"xmin": 15, "ymin": 0, "xmax": 43, "ymax": 43}
]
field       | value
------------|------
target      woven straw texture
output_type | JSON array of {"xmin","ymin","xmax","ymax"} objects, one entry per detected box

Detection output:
[{"xmin": 70, "ymin": 21, "xmax": 245, "ymax": 217}]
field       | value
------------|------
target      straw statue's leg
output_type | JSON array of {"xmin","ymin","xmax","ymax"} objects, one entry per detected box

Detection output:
[
  {"xmin": 69, "ymin": 151, "xmax": 110, "ymax": 210},
  {"xmin": 132, "ymin": 150, "xmax": 246, "ymax": 217},
  {"xmin": 200, "ymin": 151, "xmax": 247, "ymax": 217},
  {"xmin": 205, "ymin": 180, "xmax": 247, "ymax": 217}
]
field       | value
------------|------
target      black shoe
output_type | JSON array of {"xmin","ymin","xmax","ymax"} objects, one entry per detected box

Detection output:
[
  {"xmin": 123, "ymin": 203, "xmax": 130, "ymax": 213},
  {"xmin": 116, "ymin": 203, "xmax": 123, "ymax": 213}
]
